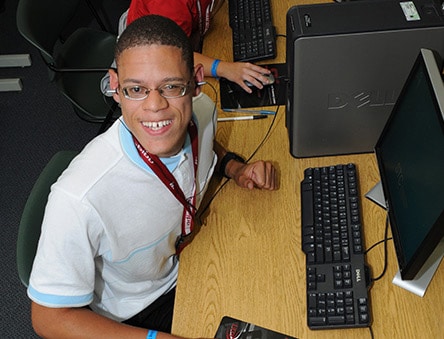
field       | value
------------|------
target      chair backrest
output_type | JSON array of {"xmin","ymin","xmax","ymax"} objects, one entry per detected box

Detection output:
[
  {"xmin": 52, "ymin": 26, "xmax": 118, "ymax": 124},
  {"xmin": 16, "ymin": 0, "xmax": 82, "ymax": 66},
  {"xmin": 17, "ymin": 0, "xmax": 118, "ymax": 128},
  {"xmin": 17, "ymin": 151, "xmax": 78, "ymax": 287}
]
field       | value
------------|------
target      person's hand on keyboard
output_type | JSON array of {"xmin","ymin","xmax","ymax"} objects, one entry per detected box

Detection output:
[{"xmin": 196, "ymin": 53, "xmax": 273, "ymax": 93}]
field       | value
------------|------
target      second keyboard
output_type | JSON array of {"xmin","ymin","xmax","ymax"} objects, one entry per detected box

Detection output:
[
  {"xmin": 228, "ymin": 0, "xmax": 277, "ymax": 62},
  {"xmin": 301, "ymin": 163, "xmax": 372, "ymax": 329}
]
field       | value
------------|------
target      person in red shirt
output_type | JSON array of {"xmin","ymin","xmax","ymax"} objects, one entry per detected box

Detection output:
[{"xmin": 124, "ymin": 0, "xmax": 273, "ymax": 93}]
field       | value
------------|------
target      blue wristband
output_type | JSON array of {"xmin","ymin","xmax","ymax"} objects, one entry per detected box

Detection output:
[
  {"xmin": 147, "ymin": 330, "xmax": 158, "ymax": 339},
  {"xmin": 211, "ymin": 59, "xmax": 221, "ymax": 78}
]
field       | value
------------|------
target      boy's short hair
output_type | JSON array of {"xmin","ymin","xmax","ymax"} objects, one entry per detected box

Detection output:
[{"xmin": 115, "ymin": 15, "xmax": 194, "ymax": 74}]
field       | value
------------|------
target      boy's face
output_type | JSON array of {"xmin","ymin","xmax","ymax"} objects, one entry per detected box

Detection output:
[{"xmin": 110, "ymin": 44, "xmax": 199, "ymax": 157}]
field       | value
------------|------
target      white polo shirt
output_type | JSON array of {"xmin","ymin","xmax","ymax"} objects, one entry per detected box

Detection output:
[{"xmin": 28, "ymin": 94, "xmax": 217, "ymax": 321}]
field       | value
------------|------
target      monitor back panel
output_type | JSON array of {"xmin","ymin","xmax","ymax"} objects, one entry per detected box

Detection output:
[{"xmin": 286, "ymin": 0, "xmax": 444, "ymax": 158}]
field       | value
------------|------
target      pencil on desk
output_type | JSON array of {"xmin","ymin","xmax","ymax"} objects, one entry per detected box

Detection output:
[
  {"xmin": 222, "ymin": 108, "xmax": 276, "ymax": 115},
  {"xmin": 217, "ymin": 115, "xmax": 268, "ymax": 122}
]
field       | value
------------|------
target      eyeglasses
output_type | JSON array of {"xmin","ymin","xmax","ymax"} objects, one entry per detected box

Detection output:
[{"xmin": 120, "ymin": 81, "xmax": 191, "ymax": 100}]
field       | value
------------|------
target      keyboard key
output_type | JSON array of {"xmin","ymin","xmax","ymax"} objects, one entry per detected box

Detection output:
[
  {"xmin": 309, "ymin": 317, "xmax": 327, "ymax": 326},
  {"xmin": 329, "ymin": 315, "xmax": 346, "ymax": 325}
]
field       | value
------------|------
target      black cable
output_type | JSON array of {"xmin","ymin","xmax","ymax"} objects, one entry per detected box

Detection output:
[
  {"xmin": 370, "ymin": 212, "xmax": 391, "ymax": 282},
  {"xmin": 197, "ymin": 104, "xmax": 280, "ymax": 224},
  {"xmin": 364, "ymin": 236, "xmax": 392, "ymax": 255},
  {"xmin": 245, "ymin": 105, "xmax": 279, "ymax": 162},
  {"xmin": 369, "ymin": 325, "xmax": 375, "ymax": 339}
]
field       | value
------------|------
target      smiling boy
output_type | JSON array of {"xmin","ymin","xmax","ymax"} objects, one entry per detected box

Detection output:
[{"xmin": 28, "ymin": 15, "xmax": 277, "ymax": 339}]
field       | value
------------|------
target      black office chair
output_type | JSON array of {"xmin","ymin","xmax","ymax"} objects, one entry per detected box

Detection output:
[
  {"xmin": 16, "ymin": 0, "xmax": 120, "ymax": 131},
  {"xmin": 16, "ymin": 151, "xmax": 78, "ymax": 287}
]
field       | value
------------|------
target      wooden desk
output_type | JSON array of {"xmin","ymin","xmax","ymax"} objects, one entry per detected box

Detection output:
[{"xmin": 172, "ymin": 1, "xmax": 444, "ymax": 338}]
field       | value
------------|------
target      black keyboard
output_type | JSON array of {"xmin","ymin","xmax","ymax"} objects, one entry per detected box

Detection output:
[
  {"xmin": 301, "ymin": 164, "xmax": 372, "ymax": 329},
  {"xmin": 228, "ymin": 0, "xmax": 277, "ymax": 62}
]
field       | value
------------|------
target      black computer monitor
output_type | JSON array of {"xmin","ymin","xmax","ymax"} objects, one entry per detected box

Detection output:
[{"xmin": 375, "ymin": 48, "xmax": 444, "ymax": 283}]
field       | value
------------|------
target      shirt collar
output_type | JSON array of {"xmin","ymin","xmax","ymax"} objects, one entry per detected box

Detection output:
[{"xmin": 118, "ymin": 118, "xmax": 191, "ymax": 174}]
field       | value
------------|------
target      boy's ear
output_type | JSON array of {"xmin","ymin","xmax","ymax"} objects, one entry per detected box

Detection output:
[
  {"xmin": 108, "ymin": 69, "xmax": 120, "ymax": 103},
  {"xmin": 193, "ymin": 63, "xmax": 205, "ymax": 96}
]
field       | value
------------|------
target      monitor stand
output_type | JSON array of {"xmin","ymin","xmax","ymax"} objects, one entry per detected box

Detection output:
[
  {"xmin": 365, "ymin": 181, "xmax": 444, "ymax": 297},
  {"xmin": 392, "ymin": 239, "xmax": 444, "ymax": 297},
  {"xmin": 365, "ymin": 181, "xmax": 386, "ymax": 209}
]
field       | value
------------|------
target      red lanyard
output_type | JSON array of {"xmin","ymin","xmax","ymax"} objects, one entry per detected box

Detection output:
[{"xmin": 133, "ymin": 120, "xmax": 199, "ymax": 254}]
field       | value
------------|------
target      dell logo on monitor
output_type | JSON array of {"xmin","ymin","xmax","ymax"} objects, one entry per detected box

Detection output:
[{"xmin": 327, "ymin": 90, "xmax": 397, "ymax": 110}]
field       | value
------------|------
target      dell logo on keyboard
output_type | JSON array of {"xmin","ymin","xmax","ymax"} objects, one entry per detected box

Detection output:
[
  {"xmin": 356, "ymin": 268, "xmax": 361, "ymax": 283},
  {"xmin": 327, "ymin": 90, "xmax": 397, "ymax": 110}
]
